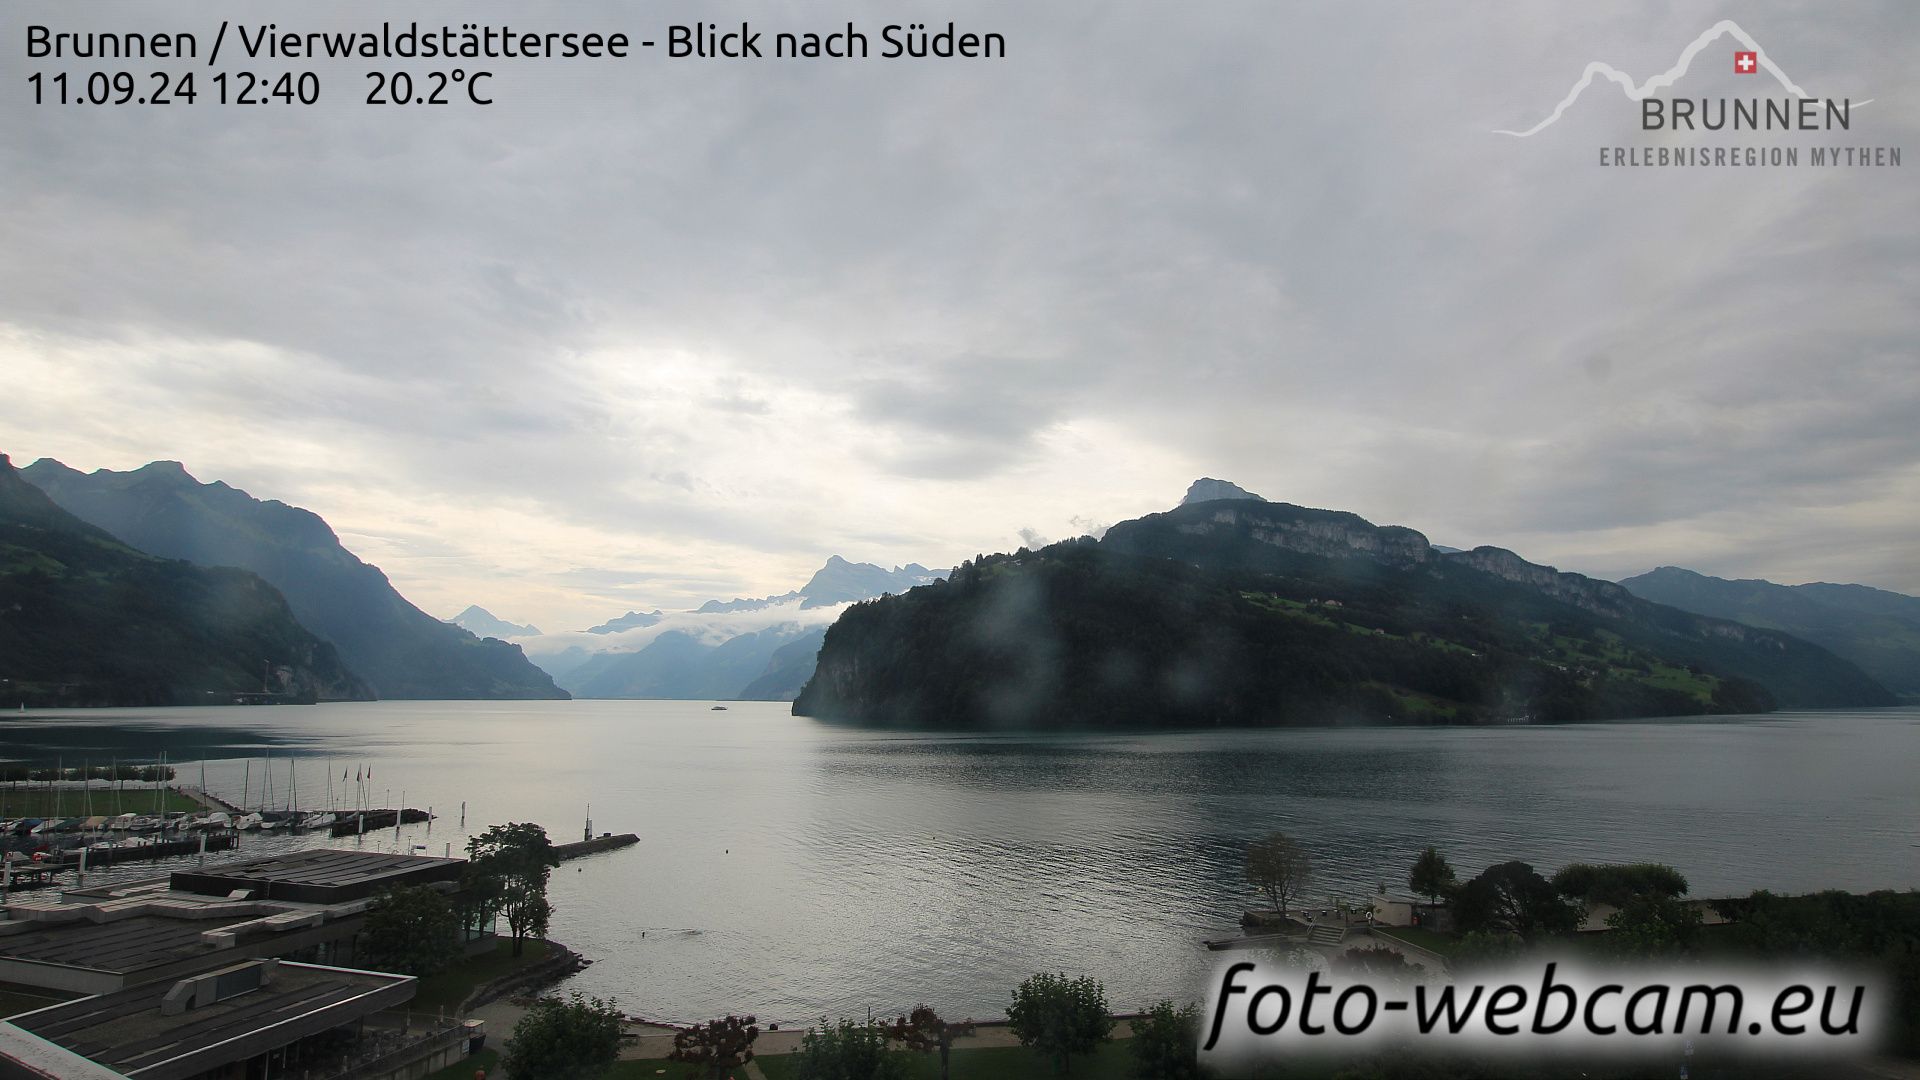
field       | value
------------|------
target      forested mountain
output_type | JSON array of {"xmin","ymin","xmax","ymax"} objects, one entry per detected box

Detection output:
[
  {"xmin": 21, "ymin": 458, "xmax": 565, "ymax": 700},
  {"xmin": 0, "ymin": 454, "xmax": 370, "ymax": 706},
  {"xmin": 1622, "ymin": 566, "xmax": 1920, "ymax": 701},
  {"xmin": 794, "ymin": 493, "xmax": 1893, "ymax": 728}
]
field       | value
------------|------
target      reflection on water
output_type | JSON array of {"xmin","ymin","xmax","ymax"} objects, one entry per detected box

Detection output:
[{"xmin": 1, "ymin": 702, "xmax": 1915, "ymax": 1024}]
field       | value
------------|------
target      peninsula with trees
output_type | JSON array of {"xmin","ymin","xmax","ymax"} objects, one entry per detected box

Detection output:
[{"xmin": 794, "ymin": 486, "xmax": 1893, "ymax": 729}]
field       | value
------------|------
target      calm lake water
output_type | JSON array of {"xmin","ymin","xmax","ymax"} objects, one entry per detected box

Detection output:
[{"xmin": 2, "ymin": 702, "xmax": 1917, "ymax": 1024}]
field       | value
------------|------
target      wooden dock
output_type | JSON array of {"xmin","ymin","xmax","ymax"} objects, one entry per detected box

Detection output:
[
  {"xmin": 178, "ymin": 786, "xmax": 241, "ymax": 813},
  {"xmin": 51, "ymin": 832, "xmax": 237, "ymax": 869}
]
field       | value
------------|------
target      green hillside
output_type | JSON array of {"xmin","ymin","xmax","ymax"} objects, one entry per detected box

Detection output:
[{"xmin": 1622, "ymin": 566, "xmax": 1920, "ymax": 702}]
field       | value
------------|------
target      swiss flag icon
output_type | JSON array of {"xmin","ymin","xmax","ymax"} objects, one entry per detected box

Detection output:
[{"xmin": 1734, "ymin": 50, "xmax": 1758, "ymax": 74}]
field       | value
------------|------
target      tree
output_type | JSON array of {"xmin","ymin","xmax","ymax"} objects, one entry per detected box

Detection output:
[
  {"xmin": 1128, "ymin": 999, "xmax": 1201, "ymax": 1080},
  {"xmin": 883, "ymin": 1005, "xmax": 973, "ymax": 1080},
  {"xmin": 464, "ymin": 821, "xmax": 560, "ymax": 957},
  {"xmin": 1451, "ymin": 861, "xmax": 1580, "ymax": 942},
  {"xmin": 1332, "ymin": 946, "xmax": 1423, "ymax": 982},
  {"xmin": 1448, "ymin": 930, "xmax": 1527, "ymax": 969},
  {"xmin": 499, "ymin": 993, "xmax": 623, "ymax": 1080},
  {"xmin": 1550, "ymin": 863, "xmax": 1688, "ymax": 909},
  {"xmin": 1602, "ymin": 895, "xmax": 1704, "ymax": 958},
  {"xmin": 794, "ymin": 1018, "xmax": 909, "ymax": 1080},
  {"xmin": 1716, "ymin": 890, "xmax": 1920, "ymax": 1056},
  {"xmin": 1245, "ymin": 832, "xmax": 1312, "ymax": 915},
  {"xmin": 1408, "ymin": 848, "xmax": 1455, "ymax": 911},
  {"xmin": 357, "ymin": 885, "xmax": 461, "ymax": 977},
  {"xmin": 670, "ymin": 1014, "xmax": 760, "ymax": 1079},
  {"xmin": 1006, "ymin": 972, "xmax": 1114, "ymax": 1075}
]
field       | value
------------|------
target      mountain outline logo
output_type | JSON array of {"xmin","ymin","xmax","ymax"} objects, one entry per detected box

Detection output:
[{"xmin": 1494, "ymin": 19, "xmax": 1870, "ymax": 137}]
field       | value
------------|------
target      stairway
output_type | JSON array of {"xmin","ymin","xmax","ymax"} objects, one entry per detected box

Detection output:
[{"xmin": 1306, "ymin": 923, "xmax": 1347, "ymax": 947}]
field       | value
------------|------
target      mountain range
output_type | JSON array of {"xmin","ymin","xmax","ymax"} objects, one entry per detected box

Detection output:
[
  {"xmin": 1621, "ymin": 567, "xmax": 1920, "ymax": 702},
  {"xmin": 22, "ymin": 458, "xmax": 565, "ymax": 700},
  {"xmin": 795, "ymin": 485, "xmax": 1894, "ymax": 728},
  {"xmin": 0, "ymin": 454, "xmax": 369, "ymax": 706},
  {"xmin": 513, "ymin": 558, "xmax": 949, "ymax": 700},
  {"xmin": 447, "ymin": 605, "xmax": 542, "ymax": 638},
  {"xmin": 585, "ymin": 610, "xmax": 663, "ymax": 635},
  {"xmin": 8, "ymin": 454, "xmax": 1911, "ymax": 718}
]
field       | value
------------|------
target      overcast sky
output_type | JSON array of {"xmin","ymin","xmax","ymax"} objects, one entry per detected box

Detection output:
[{"xmin": 4, "ymin": 1, "xmax": 1915, "ymax": 631}]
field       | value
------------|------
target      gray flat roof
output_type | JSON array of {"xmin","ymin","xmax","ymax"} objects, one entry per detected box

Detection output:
[
  {"xmin": 0, "ymin": 915, "xmax": 250, "ymax": 975},
  {"xmin": 169, "ymin": 848, "xmax": 464, "ymax": 903},
  {"xmin": 9, "ymin": 962, "xmax": 413, "ymax": 1079}
]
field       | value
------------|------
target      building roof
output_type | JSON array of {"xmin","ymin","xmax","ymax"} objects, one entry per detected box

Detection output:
[
  {"xmin": 0, "ymin": 914, "xmax": 253, "ymax": 976},
  {"xmin": 0, "ymin": 1022, "xmax": 124, "ymax": 1079},
  {"xmin": 7, "ymin": 961, "xmax": 414, "ymax": 1079},
  {"xmin": 168, "ymin": 848, "xmax": 464, "ymax": 904}
]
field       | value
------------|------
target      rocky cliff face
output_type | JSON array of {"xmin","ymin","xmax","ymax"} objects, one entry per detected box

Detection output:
[
  {"xmin": 798, "ymin": 556, "xmax": 946, "ymax": 608},
  {"xmin": 1179, "ymin": 477, "xmax": 1265, "ymax": 505},
  {"xmin": 1223, "ymin": 506, "xmax": 1433, "ymax": 565},
  {"xmin": 1441, "ymin": 546, "xmax": 1639, "ymax": 620},
  {"xmin": 1109, "ymin": 500, "xmax": 1435, "ymax": 569}
]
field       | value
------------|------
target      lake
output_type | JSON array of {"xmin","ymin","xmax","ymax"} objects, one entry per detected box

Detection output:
[{"xmin": 1, "ymin": 701, "xmax": 1916, "ymax": 1024}]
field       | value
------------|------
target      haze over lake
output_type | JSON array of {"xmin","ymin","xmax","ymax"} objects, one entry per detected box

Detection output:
[{"xmin": 4, "ymin": 702, "xmax": 1916, "ymax": 1023}]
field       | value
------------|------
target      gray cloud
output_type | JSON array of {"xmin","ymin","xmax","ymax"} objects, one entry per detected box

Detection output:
[{"xmin": 2, "ymin": 0, "xmax": 1916, "ymax": 627}]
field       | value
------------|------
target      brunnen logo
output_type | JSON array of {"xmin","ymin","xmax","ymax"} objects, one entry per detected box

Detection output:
[{"xmin": 1494, "ymin": 19, "xmax": 1901, "ymax": 169}]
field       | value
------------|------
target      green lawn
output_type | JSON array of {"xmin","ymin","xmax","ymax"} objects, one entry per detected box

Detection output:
[
  {"xmin": 411, "ymin": 937, "xmax": 552, "ymax": 1015},
  {"xmin": 0, "ymin": 787, "xmax": 202, "ymax": 818},
  {"xmin": 607, "ymin": 1061, "xmax": 697, "ymax": 1078}
]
